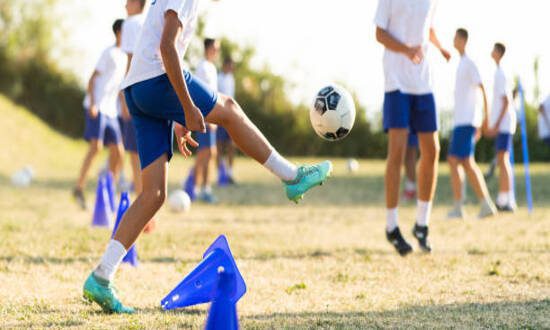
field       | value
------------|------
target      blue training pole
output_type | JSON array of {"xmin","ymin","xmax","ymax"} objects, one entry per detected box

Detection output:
[{"xmin": 517, "ymin": 81, "xmax": 534, "ymax": 213}]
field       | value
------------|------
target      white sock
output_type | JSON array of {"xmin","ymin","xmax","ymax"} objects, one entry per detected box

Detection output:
[
  {"xmin": 416, "ymin": 200, "xmax": 433, "ymax": 227},
  {"xmin": 508, "ymin": 191, "xmax": 516, "ymax": 206},
  {"xmin": 405, "ymin": 180, "xmax": 416, "ymax": 192},
  {"xmin": 497, "ymin": 192, "xmax": 509, "ymax": 206},
  {"xmin": 386, "ymin": 208, "xmax": 398, "ymax": 232},
  {"xmin": 227, "ymin": 167, "xmax": 233, "ymax": 177},
  {"xmin": 203, "ymin": 185, "xmax": 212, "ymax": 194},
  {"xmin": 94, "ymin": 240, "xmax": 127, "ymax": 282},
  {"xmin": 263, "ymin": 150, "xmax": 298, "ymax": 181}
]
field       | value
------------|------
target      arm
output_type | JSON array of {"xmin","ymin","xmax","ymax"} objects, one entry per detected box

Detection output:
[
  {"xmin": 87, "ymin": 71, "xmax": 100, "ymax": 118},
  {"xmin": 375, "ymin": 27, "xmax": 423, "ymax": 64},
  {"xmin": 429, "ymin": 28, "xmax": 451, "ymax": 62},
  {"xmin": 479, "ymin": 83, "xmax": 489, "ymax": 133},
  {"xmin": 160, "ymin": 10, "xmax": 205, "ymax": 133},
  {"xmin": 489, "ymin": 96, "xmax": 509, "ymax": 136},
  {"xmin": 126, "ymin": 54, "xmax": 133, "ymax": 75}
]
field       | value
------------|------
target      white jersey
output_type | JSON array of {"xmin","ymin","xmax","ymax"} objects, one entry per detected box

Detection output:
[
  {"xmin": 218, "ymin": 72, "xmax": 235, "ymax": 98},
  {"xmin": 84, "ymin": 45, "xmax": 127, "ymax": 118},
  {"xmin": 374, "ymin": 0, "xmax": 437, "ymax": 95},
  {"xmin": 539, "ymin": 95, "xmax": 550, "ymax": 138},
  {"xmin": 121, "ymin": 0, "xmax": 200, "ymax": 89},
  {"xmin": 121, "ymin": 14, "xmax": 145, "ymax": 55},
  {"xmin": 490, "ymin": 67, "xmax": 517, "ymax": 134},
  {"xmin": 195, "ymin": 59, "xmax": 218, "ymax": 91},
  {"xmin": 453, "ymin": 55, "xmax": 483, "ymax": 128}
]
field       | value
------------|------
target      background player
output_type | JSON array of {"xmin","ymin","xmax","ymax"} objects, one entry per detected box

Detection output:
[{"xmin": 217, "ymin": 57, "xmax": 237, "ymax": 184}]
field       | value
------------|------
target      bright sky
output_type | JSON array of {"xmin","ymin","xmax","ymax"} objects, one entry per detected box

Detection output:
[{"xmin": 64, "ymin": 0, "xmax": 549, "ymax": 113}]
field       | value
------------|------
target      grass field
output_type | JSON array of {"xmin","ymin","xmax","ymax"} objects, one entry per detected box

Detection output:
[{"xmin": 0, "ymin": 95, "xmax": 549, "ymax": 329}]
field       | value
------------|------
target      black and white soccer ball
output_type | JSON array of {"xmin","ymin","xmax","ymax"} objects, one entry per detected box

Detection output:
[{"xmin": 310, "ymin": 85, "xmax": 356, "ymax": 141}]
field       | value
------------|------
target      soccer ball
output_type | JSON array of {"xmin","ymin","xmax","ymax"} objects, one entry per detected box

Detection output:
[
  {"xmin": 168, "ymin": 190, "xmax": 191, "ymax": 213},
  {"xmin": 11, "ymin": 166, "xmax": 33, "ymax": 188},
  {"xmin": 310, "ymin": 85, "xmax": 356, "ymax": 141}
]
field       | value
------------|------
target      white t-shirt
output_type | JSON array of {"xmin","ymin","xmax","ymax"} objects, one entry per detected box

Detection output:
[
  {"xmin": 453, "ymin": 55, "xmax": 483, "ymax": 128},
  {"xmin": 121, "ymin": 14, "xmax": 145, "ymax": 55},
  {"xmin": 195, "ymin": 59, "xmax": 218, "ymax": 91},
  {"xmin": 121, "ymin": 0, "xmax": 200, "ymax": 89},
  {"xmin": 538, "ymin": 95, "xmax": 550, "ymax": 138},
  {"xmin": 490, "ymin": 67, "xmax": 517, "ymax": 134},
  {"xmin": 84, "ymin": 46, "xmax": 127, "ymax": 118},
  {"xmin": 374, "ymin": 0, "xmax": 437, "ymax": 95},
  {"xmin": 218, "ymin": 72, "xmax": 235, "ymax": 98}
]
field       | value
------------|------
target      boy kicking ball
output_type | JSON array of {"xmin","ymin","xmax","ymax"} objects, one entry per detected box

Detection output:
[
  {"xmin": 83, "ymin": 0, "xmax": 332, "ymax": 314},
  {"xmin": 447, "ymin": 28, "xmax": 497, "ymax": 219}
]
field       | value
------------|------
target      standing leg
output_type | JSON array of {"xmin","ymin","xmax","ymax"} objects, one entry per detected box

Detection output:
[
  {"xmin": 463, "ymin": 157, "xmax": 497, "ymax": 218},
  {"xmin": 73, "ymin": 140, "xmax": 102, "ymax": 210},
  {"xmin": 403, "ymin": 146, "xmax": 418, "ymax": 201},
  {"xmin": 448, "ymin": 156, "xmax": 465, "ymax": 219}
]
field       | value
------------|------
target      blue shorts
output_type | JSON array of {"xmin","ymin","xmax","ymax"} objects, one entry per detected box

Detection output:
[
  {"xmin": 543, "ymin": 137, "xmax": 550, "ymax": 148},
  {"xmin": 84, "ymin": 111, "xmax": 122, "ymax": 146},
  {"xmin": 119, "ymin": 117, "xmax": 139, "ymax": 153},
  {"xmin": 124, "ymin": 72, "xmax": 218, "ymax": 169},
  {"xmin": 196, "ymin": 128, "xmax": 217, "ymax": 151},
  {"xmin": 383, "ymin": 91, "xmax": 438, "ymax": 133},
  {"xmin": 449, "ymin": 125, "xmax": 477, "ymax": 159},
  {"xmin": 217, "ymin": 126, "xmax": 231, "ymax": 143},
  {"xmin": 495, "ymin": 133, "xmax": 513, "ymax": 152},
  {"xmin": 407, "ymin": 132, "xmax": 419, "ymax": 148}
]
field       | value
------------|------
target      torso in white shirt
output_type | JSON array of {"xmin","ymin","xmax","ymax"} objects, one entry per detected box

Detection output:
[
  {"xmin": 454, "ymin": 55, "xmax": 483, "ymax": 128},
  {"xmin": 374, "ymin": 0, "xmax": 437, "ymax": 95},
  {"xmin": 218, "ymin": 72, "xmax": 235, "ymax": 98},
  {"xmin": 195, "ymin": 59, "xmax": 218, "ymax": 91},
  {"xmin": 490, "ymin": 67, "xmax": 516, "ymax": 134},
  {"xmin": 121, "ymin": 14, "xmax": 145, "ymax": 55},
  {"xmin": 84, "ymin": 46, "xmax": 127, "ymax": 118},
  {"xmin": 122, "ymin": 0, "xmax": 200, "ymax": 89}
]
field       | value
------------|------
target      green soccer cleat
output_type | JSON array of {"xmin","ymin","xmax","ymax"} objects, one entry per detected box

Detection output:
[
  {"xmin": 284, "ymin": 161, "xmax": 333, "ymax": 203},
  {"xmin": 83, "ymin": 273, "xmax": 135, "ymax": 314}
]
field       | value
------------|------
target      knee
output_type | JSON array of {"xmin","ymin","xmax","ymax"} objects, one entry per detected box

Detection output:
[
  {"xmin": 141, "ymin": 187, "xmax": 166, "ymax": 209},
  {"xmin": 422, "ymin": 143, "xmax": 440, "ymax": 162},
  {"xmin": 219, "ymin": 97, "xmax": 244, "ymax": 125},
  {"xmin": 89, "ymin": 143, "xmax": 101, "ymax": 155}
]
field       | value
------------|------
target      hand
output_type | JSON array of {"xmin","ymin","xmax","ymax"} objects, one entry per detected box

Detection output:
[
  {"xmin": 440, "ymin": 48, "xmax": 451, "ymax": 62},
  {"xmin": 174, "ymin": 123, "xmax": 199, "ymax": 157},
  {"xmin": 89, "ymin": 105, "xmax": 99, "ymax": 119},
  {"xmin": 474, "ymin": 128, "xmax": 482, "ymax": 142},
  {"xmin": 184, "ymin": 105, "xmax": 206, "ymax": 133},
  {"xmin": 485, "ymin": 127, "xmax": 498, "ymax": 138},
  {"xmin": 405, "ymin": 46, "xmax": 424, "ymax": 64}
]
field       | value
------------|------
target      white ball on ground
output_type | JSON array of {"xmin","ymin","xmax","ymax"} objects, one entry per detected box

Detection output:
[
  {"xmin": 347, "ymin": 159, "xmax": 359, "ymax": 173},
  {"xmin": 168, "ymin": 190, "xmax": 191, "ymax": 213},
  {"xmin": 11, "ymin": 167, "xmax": 33, "ymax": 188}
]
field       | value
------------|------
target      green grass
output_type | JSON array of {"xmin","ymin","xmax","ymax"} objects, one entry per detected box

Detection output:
[{"xmin": 0, "ymin": 95, "xmax": 549, "ymax": 329}]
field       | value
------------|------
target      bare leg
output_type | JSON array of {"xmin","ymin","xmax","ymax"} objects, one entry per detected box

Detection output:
[
  {"xmin": 497, "ymin": 151, "xmax": 511, "ymax": 193},
  {"xmin": 404, "ymin": 147, "xmax": 418, "ymax": 184},
  {"xmin": 113, "ymin": 154, "xmax": 168, "ymax": 249},
  {"xmin": 417, "ymin": 132, "xmax": 440, "ymax": 202},
  {"xmin": 385, "ymin": 129, "xmax": 408, "ymax": 208},
  {"xmin": 108, "ymin": 143, "xmax": 125, "ymax": 182},
  {"xmin": 448, "ymin": 156, "xmax": 464, "ymax": 202},
  {"xmin": 463, "ymin": 157, "xmax": 491, "ymax": 201},
  {"xmin": 129, "ymin": 152, "xmax": 142, "ymax": 193},
  {"xmin": 194, "ymin": 148, "xmax": 212, "ymax": 189},
  {"xmin": 76, "ymin": 140, "xmax": 102, "ymax": 190},
  {"xmin": 205, "ymin": 95, "xmax": 272, "ymax": 163}
]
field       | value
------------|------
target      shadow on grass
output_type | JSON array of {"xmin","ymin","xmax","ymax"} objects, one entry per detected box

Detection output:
[{"xmin": 242, "ymin": 299, "xmax": 550, "ymax": 329}]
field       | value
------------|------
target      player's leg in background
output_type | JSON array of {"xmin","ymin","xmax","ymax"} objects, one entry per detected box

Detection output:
[
  {"xmin": 403, "ymin": 144, "xmax": 418, "ymax": 201},
  {"xmin": 496, "ymin": 150, "xmax": 512, "ymax": 208},
  {"xmin": 76, "ymin": 139, "xmax": 102, "ymax": 193},
  {"xmin": 108, "ymin": 143, "xmax": 125, "ymax": 183},
  {"xmin": 130, "ymin": 152, "xmax": 142, "ymax": 193},
  {"xmin": 463, "ymin": 156, "xmax": 497, "ymax": 218},
  {"xmin": 448, "ymin": 155, "xmax": 465, "ymax": 218}
]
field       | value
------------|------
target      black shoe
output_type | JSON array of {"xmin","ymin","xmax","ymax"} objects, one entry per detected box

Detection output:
[
  {"xmin": 72, "ymin": 188, "xmax": 87, "ymax": 210},
  {"xmin": 496, "ymin": 204, "xmax": 516, "ymax": 213},
  {"xmin": 386, "ymin": 227, "xmax": 413, "ymax": 256},
  {"xmin": 412, "ymin": 224, "xmax": 432, "ymax": 253}
]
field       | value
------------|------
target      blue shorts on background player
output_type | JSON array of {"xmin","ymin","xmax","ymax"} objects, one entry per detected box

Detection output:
[{"xmin": 449, "ymin": 126, "xmax": 476, "ymax": 159}]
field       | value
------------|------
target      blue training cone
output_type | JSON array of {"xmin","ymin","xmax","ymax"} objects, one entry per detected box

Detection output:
[
  {"xmin": 112, "ymin": 192, "xmax": 139, "ymax": 267},
  {"xmin": 217, "ymin": 162, "xmax": 231, "ymax": 187},
  {"xmin": 92, "ymin": 174, "xmax": 113, "ymax": 228},
  {"xmin": 105, "ymin": 172, "xmax": 116, "ymax": 212},
  {"xmin": 161, "ymin": 235, "xmax": 246, "ymax": 311},
  {"xmin": 205, "ymin": 270, "xmax": 240, "ymax": 330},
  {"xmin": 183, "ymin": 168, "xmax": 197, "ymax": 201}
]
